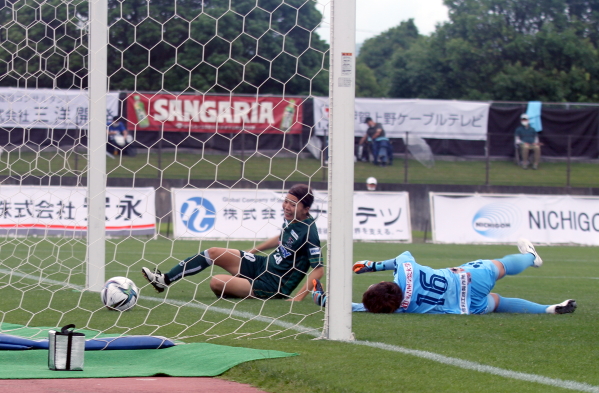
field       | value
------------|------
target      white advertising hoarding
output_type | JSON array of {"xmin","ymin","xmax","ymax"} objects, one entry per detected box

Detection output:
[
  {"xmin": 171, "ymin": 188, "xmax": 411, "ymax": 242},
  {"xmin": 431, "ymin": 193, "xmax": 599, "ymax": 245},
  {"xmin": 0, "ymin": 88, "xmax": 120, "ymax": 129},
  {"xmin": 313, "ymin": 96, "xmax": 489, "ymax": 140},
  {"xmin": 0, "ymin": 186, "xmax": 156, "ymax": 237}
]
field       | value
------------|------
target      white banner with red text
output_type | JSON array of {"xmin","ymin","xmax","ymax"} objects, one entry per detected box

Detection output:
[
  {"xmin": 125, "ymin": 93, "xmax": 303, "ymax": 134},
  {"xmin": 0, "ymin": 186, "xmax": 156, "ymax": 237},
  {"xmin": 0, "ymin": 88, "xmax": 120, "ymax": 129},
  {"xmin": 313, "ymin": 96, "xmax": 489, "ymax": 140},
  {"xmin": 171, "ymin": 188, "xmax": 411, "ymax": 242},
  {"xmin": 431, "ymin": 192, "xmax": 599, "ymax": 245}
]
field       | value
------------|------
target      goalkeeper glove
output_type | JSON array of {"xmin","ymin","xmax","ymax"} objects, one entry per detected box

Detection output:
[
  {"xmin": 312, "ymin": 279, "xmax": 327, "ymax": 307},
  {"xmin": 353, "ymin": 260, "xmax": 376, "ymax": 274}
]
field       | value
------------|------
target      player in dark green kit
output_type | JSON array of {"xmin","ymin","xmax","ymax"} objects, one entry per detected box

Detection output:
[{"xmin": 142, "ymin": 184, "xmax": 323, "ymax": 301}]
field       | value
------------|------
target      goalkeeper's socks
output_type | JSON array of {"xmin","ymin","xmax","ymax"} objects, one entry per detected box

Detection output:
[
  {"xmin": 166, "ymin": 250, "xmax": 213, "ymax": 282},
  {"xmin": 497, "ymin": 253, "xmax": 534, "ymax": 276},
  {"xmin": 495, "ymin": 296, "xmax": 548, "ymax": 314},
  {"xmin": 373, "ymin": 259, "xmax": 397, "ymax": 272}
]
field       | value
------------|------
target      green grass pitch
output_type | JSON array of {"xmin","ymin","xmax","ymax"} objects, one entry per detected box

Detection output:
[
  {"xmin": 2, "ymin": 150, "xmax": 598, "ymax": 188},
  {"xmin": 0, "ymin": 238, "xmax": 597, "ymax": 392}
]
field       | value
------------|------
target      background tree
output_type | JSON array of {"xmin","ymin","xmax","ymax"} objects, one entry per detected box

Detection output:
[
  {"xmin": 0, "ymin": 0, "xmax": 329, "ymax": 95},
  {"xmin": 0, "ymin": 0, "xmax": 88, "ymax": 88},
  {"xmin": 356, "ymin": 19, "xmax": 420, "ymax": 97},
  {"xmin": 364, "ymin": 0, "xmax": 599, "ymax": 102}
]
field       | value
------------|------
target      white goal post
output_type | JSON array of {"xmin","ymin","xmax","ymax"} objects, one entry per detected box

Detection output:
[
  {"xmin": 325, "ymin": 0, "xmax": 356, "ymax": 341},
  {"xmin": 87, "ymin": 0, "xmax": 108, "ymax": 292}
]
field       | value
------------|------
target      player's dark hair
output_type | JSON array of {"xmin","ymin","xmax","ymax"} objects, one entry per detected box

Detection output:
[
  {"xmin": 288, "ymin": 184, "xmax": 314, "ymax": 208},
  {"xmin": 362, "ymin": 282, "xmax": 403, "ymax": 313}
]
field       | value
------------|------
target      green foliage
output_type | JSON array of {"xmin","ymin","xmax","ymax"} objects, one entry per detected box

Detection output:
[
  {"xmin": 0, "ymin": 0, "xmax": 88, "ymax": 88},
  {"xmin": 355, "ymin": 61, "xmax": 385, "ymax": 97},
  {"xmin": 0, "ymin": 0, "xmax": 329, "ymax": 95},
  {"xmin": 356, "ymin": 19, "xmax": 421, "ymax": 96},
  {"xmin": 359, "ymin": 0, "xmax": 599, "ymax": 102}
]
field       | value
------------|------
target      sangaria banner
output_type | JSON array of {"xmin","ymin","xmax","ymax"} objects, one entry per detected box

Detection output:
[
  {"xmin": 431, "ymin": 192, "xmax": 599, "ymax": 245},
  {"xmin": 0, "ymin": 186, "xmax": 156, "ymax": 237},
  {"xmin": 313, "ymin": 96, "xmax": 489, "ymax": 140},
  {"xmin": 171, "ymin": 189, "xmax": 411, "ymax": 242},
  {"xmin": 126, "ymin": 93, "xmax": 303, "ymax": 134}
]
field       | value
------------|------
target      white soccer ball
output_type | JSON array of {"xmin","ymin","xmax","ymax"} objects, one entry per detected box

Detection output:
[{"xmin": 100, "ymin": 277, "xmax": 139, "ymax": 311}]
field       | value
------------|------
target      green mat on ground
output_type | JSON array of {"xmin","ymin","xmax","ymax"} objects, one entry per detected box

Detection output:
[{"xmin": 0, "ymin": 324, "xmax": 297, "ymax": 379}]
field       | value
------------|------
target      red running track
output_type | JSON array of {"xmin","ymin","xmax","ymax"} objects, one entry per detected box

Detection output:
[{"xmin": 0, "ymin": 377, "xmax": 267, "ymax": 393}]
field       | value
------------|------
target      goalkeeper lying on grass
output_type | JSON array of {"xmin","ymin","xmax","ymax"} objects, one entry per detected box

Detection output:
[{"xmin": 313, "ymin": 239, "xmax": 577, "ymax": 315}]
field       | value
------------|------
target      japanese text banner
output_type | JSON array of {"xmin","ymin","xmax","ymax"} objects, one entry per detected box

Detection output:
[
  {"xmin": 0, "ymin": 88, "xmax": 119, "ymax": 129},
  {"xmin": 126, "ymin": 93, "xmax": 303, "ymax": 134},
  {"xmin": 313, "ymin": 97, "xmax": 489, "ymax": 140},
  {"xmin": 171, "ymin": 189, "xmax": 411, "ymax": 242},
  {"xmin": 431, "ymin": 193, "xmax": 599, "ymax": 245},
  {"xmin": 0, "ymin": 186, "xmax": 156, "ymax": 237}
]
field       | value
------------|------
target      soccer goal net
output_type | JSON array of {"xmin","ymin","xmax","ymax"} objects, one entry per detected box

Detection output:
[{"xmin": 0, "ymin": 0, "xmax": 355, "ymax": 341}]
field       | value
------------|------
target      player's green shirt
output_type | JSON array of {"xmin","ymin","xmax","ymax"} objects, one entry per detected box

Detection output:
[{"xmin": 266, "ymin": 215, "xmax": 322, "ymax": 295}]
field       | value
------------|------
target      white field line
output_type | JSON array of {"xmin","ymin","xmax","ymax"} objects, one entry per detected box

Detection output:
[
  {"xmin": 351, "ymin": 341, "xmax": 599, "ymax": 393},
  {"xmin": 2, "ymin": 268, "xmax": 598, "ymax": 392}
]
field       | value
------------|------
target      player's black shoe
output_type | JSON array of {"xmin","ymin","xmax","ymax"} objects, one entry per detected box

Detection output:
[{"xmin": 548, "ymin": 299, "xmax": 577, "ymax": 314}]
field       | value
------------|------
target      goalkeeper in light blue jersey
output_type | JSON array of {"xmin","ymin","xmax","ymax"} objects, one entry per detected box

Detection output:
[{"xmin": 312, "ymin": 239, "xmax": 577, "ymax": 315}]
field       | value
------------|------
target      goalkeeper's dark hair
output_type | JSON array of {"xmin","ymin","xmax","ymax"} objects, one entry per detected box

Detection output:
[
  {"xmin": 362, "ymin": 282, "xmax": 403, "ymax": 313},
  {"xmin": 288, "ymin": 184, "xmax": 314, "ymax": 208}
]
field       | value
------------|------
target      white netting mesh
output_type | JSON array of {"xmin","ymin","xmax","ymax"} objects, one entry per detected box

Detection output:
[{"xmin": 0, "ymin": 0, "xmax": 331, "ymax": 341}]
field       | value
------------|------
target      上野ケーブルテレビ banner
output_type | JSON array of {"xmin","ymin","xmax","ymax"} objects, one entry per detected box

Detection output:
[{"xmin": 313, "ymin": 97, "xmax": 489, "ymax": 140}]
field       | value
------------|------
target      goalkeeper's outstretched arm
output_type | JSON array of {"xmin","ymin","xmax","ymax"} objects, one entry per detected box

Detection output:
[
  {"xmin": 353, "ymin": 259, "xmax": 397, "ymax": 274},
  {"xmin": 288, "ymin": 266, "xmax": 324, "ymax": 302}
]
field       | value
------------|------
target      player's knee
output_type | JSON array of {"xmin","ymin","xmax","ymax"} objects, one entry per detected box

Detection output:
[
  {"xmin": 210, "ymin": 276, "xmax": 225, "ymax": 295},
  {"xmin": 490, "ymin": 293, "xmax": 500, "ymax": 312},
  {"xmin": 205, "ymin": 247, "xmax": 218, "ymax": 258}
]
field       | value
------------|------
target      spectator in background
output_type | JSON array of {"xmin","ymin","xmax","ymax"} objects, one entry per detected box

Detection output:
[
  {"xmin": 107, "ymin": 116, "xmax": 136, "ymax": 157},
  {"xmin": 515, "ymin": 114, "xmax": 541, "ymax": 170},
  {"xmin": 359, "ymin": 117, "xmax": 392, "ymax": 166},
  {"xmin": 366, "ymin": 177, "xmax": 377, "ymax": 191}
]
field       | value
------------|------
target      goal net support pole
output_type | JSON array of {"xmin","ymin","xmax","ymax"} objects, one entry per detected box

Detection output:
[
  {"xmin": 325, "ymin": 0, "xmax": 356, "ymax": 341},
  {"xmin": 86, "ymin": 0, "xmax": 108, "ymax": 292}
]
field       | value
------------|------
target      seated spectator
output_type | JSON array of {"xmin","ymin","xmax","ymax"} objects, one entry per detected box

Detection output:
[
  {"xmin": 355, "ymin": 138, "xmax": 371, "ymax": 162},
  {"xmin": 359, "ymin": 117, "xmax": 393, "ymax": 166},
  {"xmin": 107, "ymin": 116, "xmax": 136, "ymax": 157},
  {"xmin": 515, "ymin": 114, "xmax": 540, "ymax": 169}
]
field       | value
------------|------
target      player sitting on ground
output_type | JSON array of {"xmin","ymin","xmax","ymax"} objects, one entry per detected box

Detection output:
[
  {"xmin": 142, "ymin": 184, "xmax": 323, "ymax": 301},
  {"xmin": 312, "ymin": 238, "xmax": 576, "ymax": 315}
]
